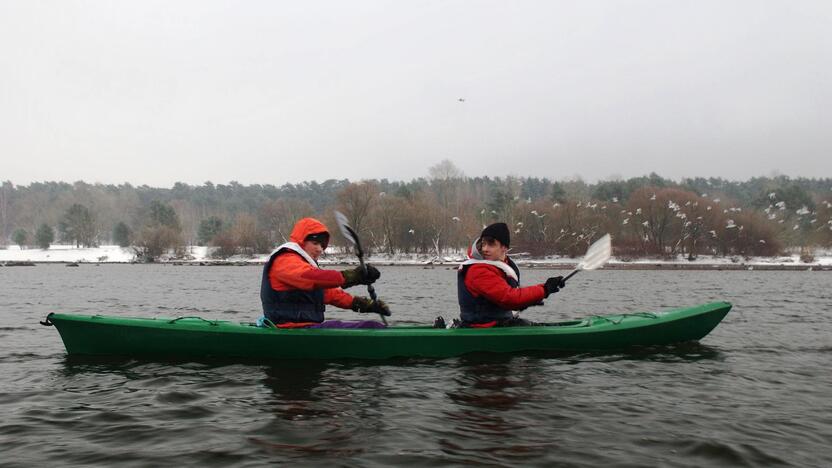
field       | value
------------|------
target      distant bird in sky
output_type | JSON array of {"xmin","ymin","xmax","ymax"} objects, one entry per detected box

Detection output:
[{"xmin": 458, "ymin": 98, "xmax": 465, "ymax": 102}]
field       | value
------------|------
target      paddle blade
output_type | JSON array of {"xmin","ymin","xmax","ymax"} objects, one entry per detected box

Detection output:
[
  {"xmin": 577, "ymin": 234, "xmax": 611, "ymax": 271},
  {"xmin": 334, "ymin": 210, "xmax": 357, "ymax": 246}
]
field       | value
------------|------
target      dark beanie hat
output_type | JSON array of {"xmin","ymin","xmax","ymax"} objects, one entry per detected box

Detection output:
[
  {"xmin": 305, "ymin": 231, "xmax": 330, "ymax": 249},
  {"xmin": 480, "ymin": 222, "xmax": 510, "ymax": 248}
]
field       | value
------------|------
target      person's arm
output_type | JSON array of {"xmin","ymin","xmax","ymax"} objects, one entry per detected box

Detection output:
[
  {"xmin": 465, "ymin": 264, "xmax": 546, "ymax": 310},
  {"xmin": 270, "ymin": 253, "xmax": 345, "ymax": 291},
  {"xmin": 323, "ymin": 288, "xmax": 355, "ymax": 309}
]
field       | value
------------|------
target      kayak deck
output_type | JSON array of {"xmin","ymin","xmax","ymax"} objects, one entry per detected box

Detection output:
[{"xmin": 46, "ymin": 301, "xmax": 732, "ymax": 360}]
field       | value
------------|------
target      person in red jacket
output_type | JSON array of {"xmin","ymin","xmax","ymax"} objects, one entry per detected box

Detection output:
[
  {"xmin": 457, "ymin": 222, "xmax": 565, "ymax": 327},
  {"xmin": 260, "ymin": 217, "xmax": 390, "ymax": 328}
]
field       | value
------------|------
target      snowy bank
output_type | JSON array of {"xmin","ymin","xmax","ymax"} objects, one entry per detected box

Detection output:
[{"xmin": 1, "ymin": 244, "xmax": 831, "ymax": 270}]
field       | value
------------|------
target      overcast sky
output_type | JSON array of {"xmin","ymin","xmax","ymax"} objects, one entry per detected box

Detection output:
[{"xmin": 1, "ymin": 1, "xmax": 830, "ymax": 187}]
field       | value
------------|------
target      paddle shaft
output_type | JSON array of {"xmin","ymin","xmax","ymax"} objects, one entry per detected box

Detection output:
[
  {"xmin": 359, "ymin": 256, "xmax": 387, "ymax": 326},
  {"xmin": 563, "ymin": 268, "xmax": 580, "ymax": 282},
  {"xmin": 357, "ymin": 254, "xmax": 378, "ymax": 301},
  {"xmin": 346, "ymin": 225, "xmax": 387, "ymax": 326}
]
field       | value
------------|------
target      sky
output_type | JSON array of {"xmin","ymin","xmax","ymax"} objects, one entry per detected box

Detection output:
[{"xmin": 1, "ymin": 0, "xmax": 831, "ymax": 187}]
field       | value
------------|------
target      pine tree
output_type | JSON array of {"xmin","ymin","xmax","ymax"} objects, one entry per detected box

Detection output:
[
  {"xmin": 35, "ymin": 224, "xmax": 54, "ymax": 249},
  {"xmin": 113, "ymin": 222, "xmax": 131, "ymax": 247},
  {"xmin": 13, "ymin": 228, "xmax": 27, "ymax": 249},
  {"xmin": 59, "ymin": 204, "xmax": 97, "ymax": 247},
  {"xmin": 197, "ymin": 217, "xmax": 223, "ymax": 245},
  {"xmin": 149, "ymin": 201, "xmax": 180, "ymax": 230}
]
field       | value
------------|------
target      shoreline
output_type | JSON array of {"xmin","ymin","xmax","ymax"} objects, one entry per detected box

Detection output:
[
  {"xmin": 2, "ymin": 244, "xmax": 830, "ymax": 271},
  {"xmin": 2, "ymin": 260, "xmax": 829, "ymax": 271}
]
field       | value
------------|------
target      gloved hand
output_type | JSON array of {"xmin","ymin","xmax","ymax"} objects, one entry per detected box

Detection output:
[
  {"xmin": 341, "ymin": 264, "xmax": 381, "ymax": 288},
  {"xmin": 351, "ymin": 296, "xmax": 391, "ymax": 316},
  {"xmin": 543, "ymin": 276, "xmax": 566, "ymax": 298}
]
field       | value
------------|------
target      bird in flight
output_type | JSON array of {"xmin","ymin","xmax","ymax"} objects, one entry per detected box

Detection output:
[{"xmin": 458, "ymin": 98, "xmax": 465, "ymax": 102}]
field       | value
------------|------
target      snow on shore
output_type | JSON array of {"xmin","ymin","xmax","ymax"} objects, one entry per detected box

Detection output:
[
  {"xmin": 0, "ymin": 244, "xmax": 138, "ymax": 263},
  {"xmin": 1, "ymin": 244, "xmax": 830, "ymax": 267}
]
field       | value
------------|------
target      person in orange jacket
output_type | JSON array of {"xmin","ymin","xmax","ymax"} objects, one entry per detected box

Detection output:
[
  {"xmin": 260, "ymin": 217, "xmax": 390, "ymax": 328},
  {"xmin": 457, "ymin": 222, "xmax": 565, "ymax": 327}
]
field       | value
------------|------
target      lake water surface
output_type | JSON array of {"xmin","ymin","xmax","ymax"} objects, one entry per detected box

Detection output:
[{"xmin": 1, "ymin": 265, "xmax": 831, "ymax": 466}]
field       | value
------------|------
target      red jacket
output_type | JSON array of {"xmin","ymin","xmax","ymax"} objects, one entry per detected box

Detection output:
[
  {"xmin": 463, "ymin": 262, "xmax": 546, "ymax": 310},
  {"xmin": 269, "ymin": 218, "xmax": 354, "ymax": 309}
]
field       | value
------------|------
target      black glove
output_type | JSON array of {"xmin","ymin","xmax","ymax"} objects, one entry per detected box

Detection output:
[
  {"xmin": 543, "ymin": 276, "xmax": 566, "ymax": 298},
  {"xmin": 351, "ymin": 297, "xmax": 391, "ymax": 316},
  {"xmin": 341, "ymin": 264, "xmax": 381, "ymax": 288}
]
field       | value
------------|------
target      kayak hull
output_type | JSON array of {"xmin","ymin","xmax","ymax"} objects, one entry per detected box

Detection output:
[{"xmin": 47, "ymin": 302, "xmax": 731, "ymax": 360}]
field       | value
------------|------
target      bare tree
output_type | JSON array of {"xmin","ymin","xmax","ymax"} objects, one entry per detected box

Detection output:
[
  {"xmin": 428, "ymin": 159, "xmax": 464, "ymax": 180},
  {"xmin": 336, "ymin": 181, "xmax": 380, "ymax": 241},
  {"xmin": 258, "ymin": 198, "xmax": 314, "ymax": 244},
  {"xmin": 233, "ymin": 213, "xmax": 270, "ymax": 255},
  {"xmin": 375, "ymin": 194, "xmax": 407, "ymax": 255}
]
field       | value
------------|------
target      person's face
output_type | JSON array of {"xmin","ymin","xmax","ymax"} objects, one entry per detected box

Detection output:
[
  {"xmin": 479, "ymin": 237, "xmax": 507, "ymax": 261},
  {"xmin": 302, "ymin": 240, "xmax": 325, "ymax": 260}
]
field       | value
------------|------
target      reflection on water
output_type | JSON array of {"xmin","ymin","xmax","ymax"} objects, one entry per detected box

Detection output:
[
  {"xmin": 262, "ymin": 361, "xmax": 336, "ymax": 420},
  {"xmin": 438, "ymin": 355, "xmax": 558, "ymax": 463}
]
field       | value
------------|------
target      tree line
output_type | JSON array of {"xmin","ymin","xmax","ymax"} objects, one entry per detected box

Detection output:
[{"xmin": 1, "ymin": 163, "xmax": 831, "ymax": 261}]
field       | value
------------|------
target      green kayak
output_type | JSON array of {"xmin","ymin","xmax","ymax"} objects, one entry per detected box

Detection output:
[{"xmin": 44, "ymin": 302, "xmax": 731, "ymax": 360}]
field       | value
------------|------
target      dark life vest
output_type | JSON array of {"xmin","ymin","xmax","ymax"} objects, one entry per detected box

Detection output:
[
  {"xmin": 260, "ymin": 248, "xmax": 325, "ymax": 324},
  {"xmin": 457, "ymin": 258, "xmax": 520, "ymax": 324}
]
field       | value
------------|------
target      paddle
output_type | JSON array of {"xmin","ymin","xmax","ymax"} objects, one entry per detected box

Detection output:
[
  {"xmin": 563, "ymin": 233, "xmax": 612, "ymax": 282},
  {"xmin": 334, "ymin": 210, "xmax": 388, "ymax": 325},
  {"xmin": 524, "ymin": 233, "xmax": 612, "ymax": 313}
]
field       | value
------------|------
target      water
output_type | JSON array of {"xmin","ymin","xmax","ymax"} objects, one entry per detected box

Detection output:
[{"xmin": 1, "ymin": 265, "xmax": 831, "ymax": 467}]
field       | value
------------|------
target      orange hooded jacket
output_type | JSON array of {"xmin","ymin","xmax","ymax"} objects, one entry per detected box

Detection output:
[{"xmin": 268, "ymin": 217, "xmax": 354, "ymax": 309}]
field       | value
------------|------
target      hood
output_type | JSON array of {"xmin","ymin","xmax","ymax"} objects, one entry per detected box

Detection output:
[
  {"xmin": 289, "ymin": 217, "xmax": 330, "ymax": 245},
  {"xmin": 461, "ymin": 236, "xmax": 518, "ymax": 280},
  {"xmin": 466, "ymin": 236, "xmax": 512, "ymax": 263},
  {"xmin": 466, "ymin": 237, "xmax": 484, "ymax": 260}
]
